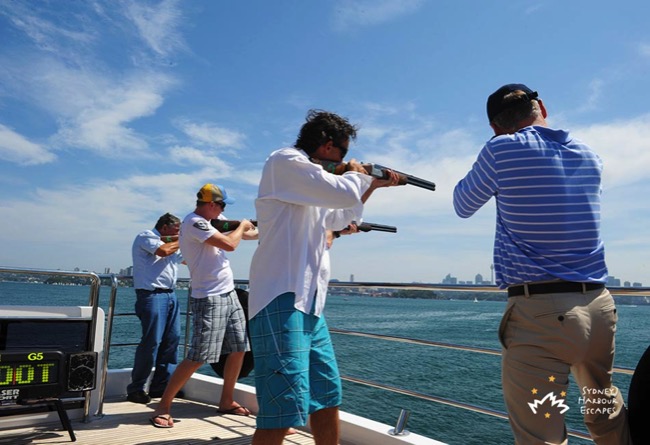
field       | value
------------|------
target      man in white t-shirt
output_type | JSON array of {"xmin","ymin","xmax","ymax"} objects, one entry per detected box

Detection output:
[{"xmin": 150, "ymin": 183, "xmax": 257, "ymax": 428}]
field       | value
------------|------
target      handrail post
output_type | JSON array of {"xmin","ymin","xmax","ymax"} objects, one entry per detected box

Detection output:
[
  {"xmin": 388, "ymin": 408, "xmax": 410, "ymax": 436},
  {"xmin": 82, "ymin": 272, "xmax": 102, "ymax": 422},
  {"xmin": 96, "ymin": 273, "xmax": 119, "ymax": 418}
]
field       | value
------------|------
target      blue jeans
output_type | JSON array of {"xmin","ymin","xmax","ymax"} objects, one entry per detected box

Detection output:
[{"xmin": 127, "ymin": 289, "xmax": 181, "ymax": 394}]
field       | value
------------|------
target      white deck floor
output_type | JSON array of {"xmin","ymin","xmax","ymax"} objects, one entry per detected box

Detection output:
[{"xmin": 0, "ymin": 398, "xmax": 315, "ymax": 445}]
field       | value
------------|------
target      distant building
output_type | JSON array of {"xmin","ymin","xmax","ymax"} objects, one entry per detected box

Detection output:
[
  {"xmin": 442, "ymin": 273, "xmax": 457, "ymax": 285},
  {"xmin": 474, "ymin": 273, "xmax": 492, "ymax": 285},
  {"xmin": 350, "ymin": 274, "xmax": 355, "ymax": 282},
  {"xmin": 633, "ymin": 282, "xmax": 643, "ymax": 287},
  {"xmin": 607, "ymin": 276, "xmax": 621, "ymax": 287}
]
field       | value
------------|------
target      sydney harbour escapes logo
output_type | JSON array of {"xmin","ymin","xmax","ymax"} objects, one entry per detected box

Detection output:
[
  {"xmin": 526, "ymin": 375, "xmax": 619, "ymax": 418},
  {"xmin": 527, "ymin": 375, "xmax": 570, "ymax": 419}
]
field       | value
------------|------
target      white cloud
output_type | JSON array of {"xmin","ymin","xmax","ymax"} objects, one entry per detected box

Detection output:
[
  {"xmin": 638, "ymin": 42, "xmax": 650, "ymax": 57},
  {"xmin": 53, "ymin": 75, "xmax": 170, "ymax": 157},
  {"xmin": 123, "ymin": 0, "xmax": 186, "ymax": 58},
  {"xmin": 0, "ymin": 124, "xmax": 56, "ymax": 165},
  {"xmin": 0, "ymin": 55, "xmax": 175, "ymax": 157},
  {"xmin": 177, "ymin": 120, "xmax": 247, "ymax": 149},
  {"xmin": 524, "ymin": 4, "xmax": 544, "ymax": 15},
  {"xmin": 576, "ymin": 78, "xmax": 604, "ymax": 113},
  {"xmin": 0, "ymin": 1, "xmax": 180, "ymax": 159},
  {"xmin": 333, "ymin": 0, "xmax": 424, "ymax": 30},
  {"xmin": 0, "ymin": 1, "xmax": 96, "ymax": 55},
  {"xmin": 0, "ymin": 169, "xmax": 226, "ymax": 271},
  {"xmin": 168, "ymin": 145, "xmax": 233, "ymax": 172},
  {"xmin": 573, "ymin": 114, "xmax": 650, "ymax": 189}
]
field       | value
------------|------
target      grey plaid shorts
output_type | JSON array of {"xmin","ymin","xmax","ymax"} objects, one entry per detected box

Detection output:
[{"xmin": 186, "ymin": 289, "xmax": 250, "ymax": 363}]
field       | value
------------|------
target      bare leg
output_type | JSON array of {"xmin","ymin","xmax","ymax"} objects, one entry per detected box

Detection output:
[
  {"xmin": 218, "ymin": 351, "xmax": 249, "ymax": 413},
  {"xmin": 310, "ymin": 407, "xmax": 339, "ymax": 445},
  {"xmin": 252, "ymin": 428, "xmax": 290, "ymax": 445},
  {"xmin": 150, "ymin": 358, "xmax": 202, "ymax": 427}
]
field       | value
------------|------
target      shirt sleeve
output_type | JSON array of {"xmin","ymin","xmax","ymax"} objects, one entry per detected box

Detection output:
[
  {"xmin": 258, "ymin": 148, "xmax": 373, "ymax": 209},
  {"xmin": 138, "ymin": 231, "xmax": 164, "ymax": 255},
  {"xmin": 453, "ymin": 143, "xmax": 498, "ymax": 218},
  {"xmin": 188, "ymin": 216, "xmax": 217, "ymax": 244},
  {"xmin": 324, "ymin": 207, "xmax": 362, "ymax": 231}
]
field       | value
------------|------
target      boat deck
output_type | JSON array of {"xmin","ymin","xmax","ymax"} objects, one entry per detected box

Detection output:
[{"xmin": 0, "ymin": 399, "xmax": 315, "ymax": 445}]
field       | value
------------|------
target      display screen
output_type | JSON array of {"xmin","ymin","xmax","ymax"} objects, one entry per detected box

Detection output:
[
  {"xmin": 0, "ymin": 352, "xmax": 60, "ymax": 386},
  {"xmin": 0, "ymin": 351, "xmax": 64, "ymax": 404}
]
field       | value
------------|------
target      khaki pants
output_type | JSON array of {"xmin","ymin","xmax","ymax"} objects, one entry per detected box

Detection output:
[{"xmin": 499, "ymin": 288, "xmax": 631, "ymax": 445}]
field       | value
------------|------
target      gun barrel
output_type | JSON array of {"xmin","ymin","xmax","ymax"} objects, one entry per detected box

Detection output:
[
  {"xmin": 358, "ymin": 222, "xmax": 397, "ymax": 233},
  {"xmin": 404, "ymin": 174, "xmax": 436, "ymax": 191},
  {"xmin": 369, "ymin": 164, "xmax": 436, "ymax": 192}
]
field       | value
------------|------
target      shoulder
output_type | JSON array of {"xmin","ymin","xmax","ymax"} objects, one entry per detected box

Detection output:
[
  {"xmin": 134, "ymin": 229, "xmax": 157, "ymax": 242},
  {"xmin": 182, "ymin": 213, "xmax": 213, "ymax": 234},
  {"xmin": 182, "ymin": 212, "xmax": 199, "ymax": 225},
  {"xmin": 267, "ymin": 147, "xmax": 309, "ymax": 163},
  {"xmin": 487, "ymin": 129, "xmax": 531, "ymax": 146},
  {"xmin": 262, "ymin": 147, "xmax": 315, "ymax": 178},
  {"xmin": 485, "ymin": 127, "xmax": 546, "ymax": 153}
]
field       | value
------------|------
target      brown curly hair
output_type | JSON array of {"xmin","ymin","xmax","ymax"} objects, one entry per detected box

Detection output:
[{"xmin": 294, "ymin": 109, "xmax": 358, "ymax": 154}]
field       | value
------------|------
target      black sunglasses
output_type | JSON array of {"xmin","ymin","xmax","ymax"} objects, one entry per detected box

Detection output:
[{"xmin": 215, "ymin": 201, "xmax": 226, "ymax": 209}]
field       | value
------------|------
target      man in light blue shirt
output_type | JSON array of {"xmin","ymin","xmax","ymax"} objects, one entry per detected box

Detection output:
[
  {"xmin": 454, "ymin": 84, "xmax": 631, "ymax": 445},
  {"xmin": 127, "ymin": 213, "xmax": 183, "ymax": 404}
]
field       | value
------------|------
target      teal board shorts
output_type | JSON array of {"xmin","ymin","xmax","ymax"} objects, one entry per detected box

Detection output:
[{"xmin": 249, "ymin": 292, "xmax": 342, "ymax": 429}]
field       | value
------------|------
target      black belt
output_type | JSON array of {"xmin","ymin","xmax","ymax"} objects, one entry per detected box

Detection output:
[
  {"xmin": 507, "ymin": 281, "xmax": 605, "ymax": 298},
  {"xmin": 137, "ymin": 288, "xmax": 173, "ymax": 294}
]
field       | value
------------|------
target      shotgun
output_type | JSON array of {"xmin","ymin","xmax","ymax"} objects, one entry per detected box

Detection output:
[
  {"xmin": 333, "ymin": 221, "xmax": 397, "ymax": 238},
  {"xmin": 311, "ymin": 158, "xmax": 436, "ymax": 192}
]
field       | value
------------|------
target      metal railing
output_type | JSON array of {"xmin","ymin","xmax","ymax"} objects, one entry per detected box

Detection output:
[
  {"xmin": 323, "ymin": 281, "xmax": 648, "ymax": 442},
  {"xmin": 101, "ymin": 277, "xmax": 648, "ymax": 442}
]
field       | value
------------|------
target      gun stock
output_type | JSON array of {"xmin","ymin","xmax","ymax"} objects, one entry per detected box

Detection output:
[
  {"xmin": 312, "ymin": 158, "xmax": 436, "ymax": 192},
  {"xmin": 210, "ymin": 219, "xmax": 258, "ymax": 233}
]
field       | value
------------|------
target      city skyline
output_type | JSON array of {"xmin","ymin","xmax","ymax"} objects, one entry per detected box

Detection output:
[{"xmin": 109, "ymin": 265, "xmax": 643, "ymax": 288}]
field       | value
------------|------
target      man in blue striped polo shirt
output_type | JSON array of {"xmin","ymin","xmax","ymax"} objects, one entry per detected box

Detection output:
[{"xmin": 453, "ymin": 84, "xmax": 631, "ymax": 445}]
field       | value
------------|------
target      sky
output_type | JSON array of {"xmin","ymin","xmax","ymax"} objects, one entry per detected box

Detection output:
[{"xmin": 1, "ymin": 0, "xmax": 650, "ymax": 285}]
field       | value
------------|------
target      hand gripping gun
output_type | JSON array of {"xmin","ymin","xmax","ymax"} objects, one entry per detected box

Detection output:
[
  {"xmin": 333, "ymin": 221, "xmax": 397, "ymax": 238},
  {"xmin": 311, "ymin": 158, "xmax": 436, "ymax": 192}
]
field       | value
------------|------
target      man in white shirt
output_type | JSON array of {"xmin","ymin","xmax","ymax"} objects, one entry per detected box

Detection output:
[
  {"xmin": 150, "ymin": 184, "xmax": 256, "ymax": 428},
  {"xmin": 248, "ymin": 110, "xmax": 399, "ymax": 445}
]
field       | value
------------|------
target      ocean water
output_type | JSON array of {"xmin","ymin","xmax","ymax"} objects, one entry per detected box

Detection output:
[{"xmin": 1, "ymin": 281, "xmax": 648, "ymax": 445}]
